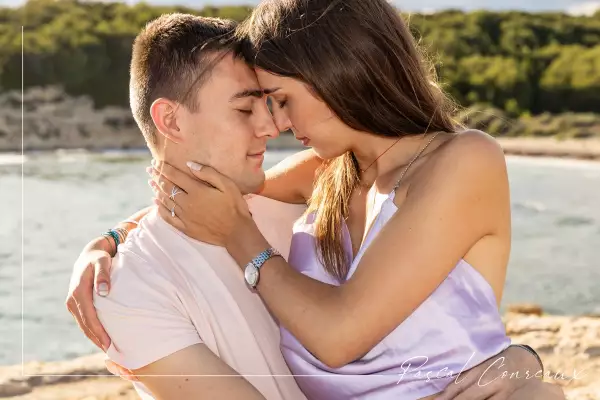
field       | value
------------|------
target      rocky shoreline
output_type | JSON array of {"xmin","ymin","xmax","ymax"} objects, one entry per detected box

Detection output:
[
  {"xmin": 1, "ymin": 87, "xmax": 600, "ymax": 161},
  {"xmin": 1, "ymin": 307, "xmax": 598, "ymax": 399}
]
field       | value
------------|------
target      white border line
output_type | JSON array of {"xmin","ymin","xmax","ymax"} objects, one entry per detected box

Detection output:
[{"xmin": 21, "ymin": 24, "xmax": 24, "ymax": 377}]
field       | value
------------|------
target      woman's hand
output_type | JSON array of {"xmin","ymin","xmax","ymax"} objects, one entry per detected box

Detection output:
[
  {"xmin": 66, "ymin": 238, "xmax": 114, "ymax": 352},
  {"xmin": 148, "ymin": 160, "xmax": 255, "ymax": 248}
]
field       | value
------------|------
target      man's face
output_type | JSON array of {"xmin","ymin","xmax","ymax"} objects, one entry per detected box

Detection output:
[{"xmin": 175, "ymin": 53, "xmax": 279, "ymax": 194}]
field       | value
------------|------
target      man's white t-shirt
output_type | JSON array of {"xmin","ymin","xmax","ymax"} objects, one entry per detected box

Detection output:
[{"xmin": 94, "ymin": 196, "xmax": 308, "ymax": 400}]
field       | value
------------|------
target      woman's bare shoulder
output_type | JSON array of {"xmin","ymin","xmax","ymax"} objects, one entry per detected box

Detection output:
[
  {"xmin": 441, "ymin": 129, "xmax": 505, "ymax": 161},
  {"xmin": 410, "ymin": 130, "xmax": 508, "ymax": 197}
]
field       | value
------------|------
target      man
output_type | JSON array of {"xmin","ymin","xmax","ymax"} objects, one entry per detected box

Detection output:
[
  {"xmin": 67, "ymin": 13, "xmax": 306, "ymax": 400},
  {"xmin": 66, "ymin": 12, "xmax": 557, "ymax": 400}
]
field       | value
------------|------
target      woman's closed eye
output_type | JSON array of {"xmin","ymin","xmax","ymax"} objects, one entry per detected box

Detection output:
[{"xmin": 237, "ymin": 109, "xmax": 253, "ymax": 115}]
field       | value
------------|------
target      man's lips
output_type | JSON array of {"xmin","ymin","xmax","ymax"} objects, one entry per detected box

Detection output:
[{"xmin": 247, "ymin": 150, "xmax": 266, "ymax": 158}]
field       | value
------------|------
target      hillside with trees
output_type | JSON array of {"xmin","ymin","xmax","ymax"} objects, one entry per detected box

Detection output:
[{"xmin": 0, "ymin": 0, "xmax": 598, "ymax": 143}]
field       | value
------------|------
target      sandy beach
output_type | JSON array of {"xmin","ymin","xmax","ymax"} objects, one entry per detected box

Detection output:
[{"xmin": 1, "ymin": 308, "xmax": 598, "ymax": 400}]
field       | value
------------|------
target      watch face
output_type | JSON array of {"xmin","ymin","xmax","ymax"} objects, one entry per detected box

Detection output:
[{"xmin": 245, "ymin": 264, "xmax": 259, "ymax": 287}]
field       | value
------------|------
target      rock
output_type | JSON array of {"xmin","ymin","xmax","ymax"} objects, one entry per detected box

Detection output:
[
  {"xmin": 505, "ymin": 315, "xmax": 562, "ymax": 335},
  {"xmin": 0, "ymin": 380, "xmax": 32, "ymax": 397},
  {"xmin": 584, "ymin": 346, "xmax": 600, "ymax": 358},
  {"xmin": 506, "ymin": 303, "xmax": 544, "ymax": 316}
]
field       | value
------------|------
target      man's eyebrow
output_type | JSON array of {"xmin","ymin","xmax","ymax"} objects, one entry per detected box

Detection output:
[
  {"xmin": 262, "ymin": 88, "xmax": 280, "ymax": 95},
  {"xmin": 230, "ymin": 89, "xmax": 264, "ymax": 101}
]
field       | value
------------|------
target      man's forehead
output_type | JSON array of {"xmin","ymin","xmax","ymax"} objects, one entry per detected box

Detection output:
[
  {"xmin": 203, "ymin": 54, "xmax": 265, "ymax": 99},
  {"xmin": 211, "ymin": 55, "xmax": 258, "ymax": 85}
]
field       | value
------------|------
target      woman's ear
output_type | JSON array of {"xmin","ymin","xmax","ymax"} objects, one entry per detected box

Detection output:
[{"xmin": 150, "ymin": 98, "xmax": 184, "ymax": 144}]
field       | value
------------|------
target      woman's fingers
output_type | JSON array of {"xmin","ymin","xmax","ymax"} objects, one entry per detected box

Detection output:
[
  {"xmin": 70, "ymin": 302, "xmax": 105, "ymax": 351},
  {"xmin": 156, "ymin": 203, "xmax": 187, "ymax": 232},
  {"xmin": 94, "ymin": 257, "xmax": 112, "ymax": 297},
  {"xmin": 67, "ymin": 303, "xmax": 102, "ymax": 350},
  {"xmin": 105, "ymin": 359, "xmax": 139, "ymax": 382},
  {"xmin": 151, "ymin": 160, "xmax": 200, "ymax": 194},
  {"xmin": 186, "ymin": 162, "xmax": 234, "ymax": 193},
  {"xmin": 79, "ymin": 300, "xmax": 111, "ymax": 352},
  {"xmin": 148, "ymin": 168, "xmax": 185, "ymax": 200},
  {"xmin": 154, "ymin": 188, "xmax": 185, "ymax": 217}
]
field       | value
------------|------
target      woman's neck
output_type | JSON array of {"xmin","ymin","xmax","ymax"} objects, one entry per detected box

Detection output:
[{"xmin": 351, "ymin": 133, "xmax": 433, "ymax": 187}]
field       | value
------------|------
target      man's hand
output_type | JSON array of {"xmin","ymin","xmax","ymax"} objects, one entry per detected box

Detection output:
[
  {"xmin": 65, "ymin": 239, "xmax": 114, "ymax": 352},
  {"xmin": 434, "ymin": 345, "xmax": 552, "ymax": 400}
]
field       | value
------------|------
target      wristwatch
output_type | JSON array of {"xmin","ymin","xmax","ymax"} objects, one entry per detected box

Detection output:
[{"xmin": 244, "ymin": 247, "xmax": 281, "ymax": 289}]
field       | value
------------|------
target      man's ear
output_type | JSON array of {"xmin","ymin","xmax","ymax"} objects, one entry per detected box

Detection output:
[{"xmin": 150, "ymin": 98, "xmax": 184, "ymax": 144}]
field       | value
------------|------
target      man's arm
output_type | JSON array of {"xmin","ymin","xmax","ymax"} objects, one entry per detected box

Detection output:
[{"xmin": 133, "ymin": 344, "xmax": 265, "ymax": 400}]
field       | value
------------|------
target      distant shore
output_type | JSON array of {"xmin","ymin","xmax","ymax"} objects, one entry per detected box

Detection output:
[
  {"xmin": 2, "ymin": 307, "xmax": 598, "ymax": 399},
  {"xmin": 3, "ymin": 136, "xmax": 600, "ymax": 163},
  {"xmin": 496, "ymin": 137, "xmax": 600, "ymax": 161},
  {"xmin": 2, "ymin": 87, "xmax": 599, "ymax": 158}
]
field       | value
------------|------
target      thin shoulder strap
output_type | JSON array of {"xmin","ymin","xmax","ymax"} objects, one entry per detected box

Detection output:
[{"xmin": 392, "ymin": 131, "xmax": 441, "ymax": 192}]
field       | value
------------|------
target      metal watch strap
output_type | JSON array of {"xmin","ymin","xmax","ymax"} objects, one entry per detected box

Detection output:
[
  {"xmin": 245, "ymin": 247, "xmax": 281, "ymax": 289},
  {"xmin": 252, "ymin": 247, "xmax": 280, "ymax": 269}
]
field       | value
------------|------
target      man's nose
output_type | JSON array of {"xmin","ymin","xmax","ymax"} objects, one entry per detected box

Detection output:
[{"xmin": 255, "ymin": 114, "xmax": 280, "ymax": 139}]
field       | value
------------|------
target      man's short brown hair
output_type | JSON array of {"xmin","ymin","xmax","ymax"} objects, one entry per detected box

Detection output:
[{"xmin": 130, "ymin": 13, "xmax": 238, "ymax": 146}]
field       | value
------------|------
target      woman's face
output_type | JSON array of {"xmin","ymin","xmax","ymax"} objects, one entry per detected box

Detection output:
[{"xmin": 255, "ymin": 68, "xmax": 353, "ymax": 160}]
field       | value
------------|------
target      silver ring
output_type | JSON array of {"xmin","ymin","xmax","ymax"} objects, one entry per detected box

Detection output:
[
  {"xmin": 171, "ymin": 205, "xmax": 176, "ymax": 218},
  {"xmin": 170, "ymin": 186, "xmax": 182, "ymax": 201}
]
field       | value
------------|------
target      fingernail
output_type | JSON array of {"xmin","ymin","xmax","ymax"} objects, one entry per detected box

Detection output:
[
  {"xmin": 97, "ymin": 283, "xmax": 109, "ymax": 297},
  {"xmin": 187, "ymin": 161, "xmax": 203, "ymax": 171},
  {"xmin": 105, "ymin": 360, "xmax": 119, "ymax": 375},
  {"xmin": 146, "ymin": 166, "xmax": 152, "ymax": 175},
  {"xmin": 121, "ymin": 367, "xmax": 138, "ymax": 381},
  {"xmin": 151, "ymin": 159, "xmax": 156, "ymax": 167}
]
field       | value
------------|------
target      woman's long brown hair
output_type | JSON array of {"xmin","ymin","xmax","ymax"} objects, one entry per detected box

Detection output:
[{"xmin": 237, "ymin": 0, "xmax": 459, "ymax": 282}]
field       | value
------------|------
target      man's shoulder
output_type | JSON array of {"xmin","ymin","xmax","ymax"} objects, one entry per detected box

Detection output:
[
  {"xmin": 113, "ymin": 210, "xmax": 182, "ymax": 274},
  {"xmin": 96, "ymin": 214, "xmax": 185, "ymax": 308}
]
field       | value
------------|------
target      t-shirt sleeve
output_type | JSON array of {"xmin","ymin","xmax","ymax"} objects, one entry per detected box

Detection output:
[{"xmin": 93, "ymin": 252, "xmax": 202, "ymax": 370}]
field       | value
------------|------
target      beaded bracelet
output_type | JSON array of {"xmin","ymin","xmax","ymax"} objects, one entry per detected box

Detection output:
[
  {"xmin": 101, "ymin": 228, "xmax": 128, "ymax": 257},
  {"xmin": 114, "ymin": 227, "xmax": 128, "ymax": 244},
  {"xmin": 102, "ymin": 229, "xmax": 121, "ymax": 248}
]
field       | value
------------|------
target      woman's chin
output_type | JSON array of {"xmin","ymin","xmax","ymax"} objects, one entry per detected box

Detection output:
[{"xmin": 310, "ymin": 146, "xmax": 344, "ymax": 161}]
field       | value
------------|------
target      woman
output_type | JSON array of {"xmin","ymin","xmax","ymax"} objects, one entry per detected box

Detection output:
[{"xmin": 69, "ymin": 0, "xmax": 559, "ymax": 398}]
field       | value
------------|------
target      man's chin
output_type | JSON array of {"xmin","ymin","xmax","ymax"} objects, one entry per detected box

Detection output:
[{"xmin": 237, "ymin": 172, "xmax": 266, "ymax": 195}]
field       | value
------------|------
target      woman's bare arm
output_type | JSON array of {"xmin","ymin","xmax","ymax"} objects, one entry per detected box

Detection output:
[
  {"xmin": 257, "ymin": 149, "xmax": 322, "ymax": 204},
  {"xmin": 98, "ymin": 205, "xmax": 154, "ymax": 255},
  {"xmin": 66, "ymin": 205, "xmax": 154, "ymax": 351},
  {"xmin": 227, "ymin": 132, "xmax": 509, "ymax": 368}
]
